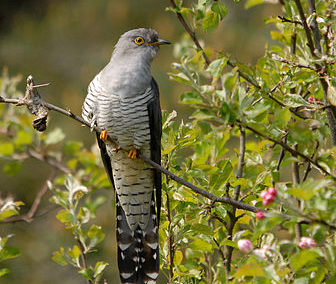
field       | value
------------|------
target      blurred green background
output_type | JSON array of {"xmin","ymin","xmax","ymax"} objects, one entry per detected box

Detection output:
[{"xmin": 0, "ymin": 0, "xmax": 281, "ymax": 283}]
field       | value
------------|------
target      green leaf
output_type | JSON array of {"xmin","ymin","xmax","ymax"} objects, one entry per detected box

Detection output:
[
  {"xmin": 220, "ymin": 239, "xmax": 238, "ymax": 248},
  {"xmin": 15, "ymin": 130, "xmax": 32, "ymax": 146},
  {"xmin": 211, "ymin": 2, "xmax": 228, "ymax": 20},
  {"xmin": 202, "ymin": 10, "xmax": 219, "ymax": 33},
  {"xmin": 0, "ymin": 268, "xmax": 10, "ymax": 277},
  {"xmin": 0, "ymin": 143, "xmax": 14, "ymax": 156},
  {"xmin": 287, "ymin": 187, "xmax": 315, "ymax": 200},
  {"xmin": 235, "ymin": 262, "xmax": 265, "ymax": 277},
  {"xmin": 273, "ymin": 108, "xmax": 291, "ymax": 128},
  {"xmin": 3, "ymin": 161, "xmax": 22, "ymax": 176},
  {"xmin": 206, "ymin": 57, "xmax": 228, "ymax": 77},
  {"xmin": 79, "ymin": 268, "xmax": 93, "ymax": 280},
  {"xmin": 45, "ymin": 128, "xmax": 66, "ymax": 145},
  {"xmin": 190, "ymin": 239, "xmax": 212, "ymax": 252},
  {"xmin": 245, "ymin": 0, "xmax": 264, "ymax": 9},
  {"xmin": 88, "ymin": 225, "xmax": 105, "ymax": 248},
  {"xmin": 0, "ymin": 247, "xmax": 21, "ymax": 262},
  {"xmin": 210, "ymin": 162, "xmax": 233, "ymax": 191},
  {"xmin": 64, "ymin": 141, "xmax": 82, "ymax": 156},
  {"xmin": 192, "ymin": 224, "xmax": 213, "ymax": 235},
  {"xmin": 283, "ymin": 94, "xmax": 308, "ymax": 108},
  {"xmin": 52, "ymin": 249, "xmax": 68, "ymax": 266},
  {"xmin": 180, "ymin": 92, "xmax": 203, "ymax": 105},
  {"xmin": 67, "ymin": 245, "xmax": 81, "ymax": 260},
  {"xmin": 290, "ymin": 250, "xmax": 319, "ymax": 272},
  {"xmin": 56, "ymin": 209, "xmax": 73, "ymax": 224},
  {"xmin": 93, "ymin": 261, "xmax": 109, "ymax": 278},
  {"xmin": 191, "ymin": 109, "xmax": 215, "ymax": 120},
  {"xmin": 0, "ymin": 208, "xmax": 19, "ymax": 221}
]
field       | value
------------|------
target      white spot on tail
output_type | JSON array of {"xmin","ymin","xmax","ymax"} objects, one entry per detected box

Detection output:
[
  {"xmin": 120, "ymin": 272, "xmax": 133, "ymax": 279},
  {"xmin": 117, "ymin": 215, "xmax": 122, "ymax": 221},
  {"xmin": 145, "ymin": 281, "xmax": 156, "ymax": 284},
  {"xmin": 119, "ymin": 243, "xmax": 132, "ymax": 251},
  {"xmin": 117, "ymin": 227, "xmax": 123, "ymax": 234},
  {"xmin": 146, "ymin": 272, "xmax": 159, "ymax": 280},
  {"xmin": 135, "ymin": 247, "xmax": 142, "ymax": 253},
  {"xmin": 133, "ymin": 256, "xmax": 139, "ymax": 262},
  {"xmin": 121, "ymin": 252, "xmax": 125, "ymax": 260},
  {"xmin": 153, "ymin": 252, "xmax": 157, "ymax": 260},
  {"xmin": 146, "ymin": 242, "xmax": 158, "ymax": 249}
]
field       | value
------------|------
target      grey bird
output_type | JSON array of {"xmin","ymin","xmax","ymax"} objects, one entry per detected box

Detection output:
[{"xmin": 82, "ymin": 28, "xmax": 170, "ymax": 284}]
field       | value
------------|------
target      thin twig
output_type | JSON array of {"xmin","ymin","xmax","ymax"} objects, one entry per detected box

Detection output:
[
  {"xmin": 168, "ymin": 0, "xmax": 211, "ymax": 66},
  {"xmin": 76, "ymin": 238, "xmax": 92, "ymax": 284},
  {"xmin": 1, "ymin": 170, "xmax": 57, "ymax": 223},
  {"xmin": 278, "ymin": 16, "xmax": 302, "ymax": 26},
  {"xmin": 237, "ymin": 120, "xmax": 336, "ymax": 180},
  {"xmin": 293, "ymin": 0, "xmax": 316, "ymax": 57},
  {"xmin": 166, "ymin": 192, "xmax": 174, "ymax": 283}
]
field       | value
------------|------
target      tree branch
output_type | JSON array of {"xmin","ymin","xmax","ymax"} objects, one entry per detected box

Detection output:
[
  {"xmin": 0, "ymin": 76, "xmax": 265, "ymax": 215},
  {"xmin": 1, "ymin": 170, "xmax": 57, "ymax": 223},
  {"xmin": 237, "ymin": 120, "xmax": 336, "ymax": 180}
]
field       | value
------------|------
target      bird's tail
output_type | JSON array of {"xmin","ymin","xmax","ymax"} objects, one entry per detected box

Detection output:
[{"xmin": 116, "ymin": 194, "xmax": 159, "ymax": 284}]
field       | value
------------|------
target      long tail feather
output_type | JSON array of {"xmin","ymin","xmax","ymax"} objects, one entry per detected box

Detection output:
[{"xmin": 116, "ymin": 194, "xmax": 159, "ymax": 284}]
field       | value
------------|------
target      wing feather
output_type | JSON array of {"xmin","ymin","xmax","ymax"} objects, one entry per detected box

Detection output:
[{"xmin": 147, "ymin": 77, "xmax": 162, "ymax": 221}]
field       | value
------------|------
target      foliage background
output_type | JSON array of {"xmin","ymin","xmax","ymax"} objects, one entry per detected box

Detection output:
[{"xmin": 0, "ymin": 0, "xmax": 292, "ymax": 283}]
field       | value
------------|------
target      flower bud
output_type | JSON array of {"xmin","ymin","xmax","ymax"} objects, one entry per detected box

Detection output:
[
  {"xmin": 299, "ymin": 237, "xmax": 316, "ymax": 249},
  {"xmin": 267, "ymin": 187, "xmax": 277, "ymax": 196},
  {"xmin": 256, "ymin": 211, "xmax": 265, "ymax": 220},
  {"xmin": 238, "ymin": 239, "xmax": 253, "ymax": 253},
  {"xmin": 262, "ymin": 192, "xmax": 275, "ymax": 206}
]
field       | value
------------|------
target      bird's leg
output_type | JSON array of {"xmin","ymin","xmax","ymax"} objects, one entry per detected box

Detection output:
[
  {"xmin": 100, "ymin": 129, "xmax": 108, "ymax": 141},
  {"xmin": 128, "ymin": 147, "xmax": 139, "ymax": 159}
]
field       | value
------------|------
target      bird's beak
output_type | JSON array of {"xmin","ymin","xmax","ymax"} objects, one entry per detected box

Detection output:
[{"xmin": 147, "ymin": 39, "xmax": 171, "ymax": 46}]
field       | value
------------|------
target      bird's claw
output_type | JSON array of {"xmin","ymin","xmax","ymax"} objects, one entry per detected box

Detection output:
[
  {"xmin": 100, "ymin": 129, "xmax": 108, "ymax": 141},
  {"xmin": 128, "ymin": 148, "xmax": 138, "ymax": 159}
]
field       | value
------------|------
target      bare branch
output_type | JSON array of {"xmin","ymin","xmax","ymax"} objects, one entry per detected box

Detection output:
[
  {"xmin": 1, "ymin": 170, "xmax": 57, "ymax": 223},
  {"xmin": 278, "ymin": 16, "xmax": 303, "ymax": 26}
]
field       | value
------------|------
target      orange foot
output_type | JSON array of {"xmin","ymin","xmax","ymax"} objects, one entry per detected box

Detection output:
[
  {"xmin": 100, "ymin": 129, "xmax": 108, "ymax": 141},
  {"xmin": 128, "ymin": 148, "xmax": 138, "ymax": 159}
]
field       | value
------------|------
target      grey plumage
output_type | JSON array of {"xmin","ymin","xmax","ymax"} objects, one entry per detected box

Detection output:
[{"xmin": 82, "ymin": 28, "xmax": 170, "ymax": 284}]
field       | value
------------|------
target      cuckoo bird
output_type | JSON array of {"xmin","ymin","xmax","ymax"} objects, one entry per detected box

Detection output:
[{"xmin": 82, "ymin": 28, "xmax": 170, "ymax": 284}]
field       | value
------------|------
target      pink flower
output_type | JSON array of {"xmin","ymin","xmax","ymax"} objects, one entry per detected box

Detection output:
[
  {"xmin": 308, "ymin": 97, "xmax": 321, "ymax": 104},
  {"xmin": 308, "ymin": 96, "xmax": 315, "ymax": 104},
  {"xmin": 238, "ymin": 239, "xmax": 253, "ymax": 253},
  {"xmin": 262, "ymin": 192, "xmax": 275, "ymax": 206},
  {"xmin": 268, "ymin": 187, "xmax": 277, "ymax": 196},
  {"xmin": 261, "ymin": 187, "xmax": 277, "ymax": 206},
  {"xmin": 256, "ymin": 211, "xmax": 265, "ymax": 220},
  {"xmin": 299, "ymin": 237, "xmax": 316, "ymax": 249},
  {"xmin": 260, "ymin": 191, "xmax": 268, "ymax": 199}
]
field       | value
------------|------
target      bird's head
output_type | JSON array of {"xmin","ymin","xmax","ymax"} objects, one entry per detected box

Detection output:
[{"xmin": 112, "ymin": 28, "xmax": 171, "ymax": 62}]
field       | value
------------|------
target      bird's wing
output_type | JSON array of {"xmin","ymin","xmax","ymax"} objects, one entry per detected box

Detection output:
[
  {"xmin": 83, "ymin": 74, "xmax": 116, "ymax": 189},
  {"xmin": 95, "ymin": 132, "xmax": 115, "ymax": 189},
  {"xmin": 82, "ymin": 74, "xmax": 101, "ymax": 126},
  {"xmin": 147, "ymin": 77, "xmax": 162, "ymax": 221}
]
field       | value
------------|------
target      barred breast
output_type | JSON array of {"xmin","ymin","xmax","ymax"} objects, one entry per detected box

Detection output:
[{"xmin": 98, "ymin": 87, "xmax": 155, "ymax": 231}]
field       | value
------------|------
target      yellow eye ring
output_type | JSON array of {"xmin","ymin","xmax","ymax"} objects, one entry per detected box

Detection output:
[{"xmin": 134, "ymin": 36, "xmax": 145, "ymax": 45}]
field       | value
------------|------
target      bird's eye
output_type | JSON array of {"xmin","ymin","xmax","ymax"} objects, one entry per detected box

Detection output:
[{"xmin": 134, "ymin": 36, "xmax": 145, "ymax": 45}]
